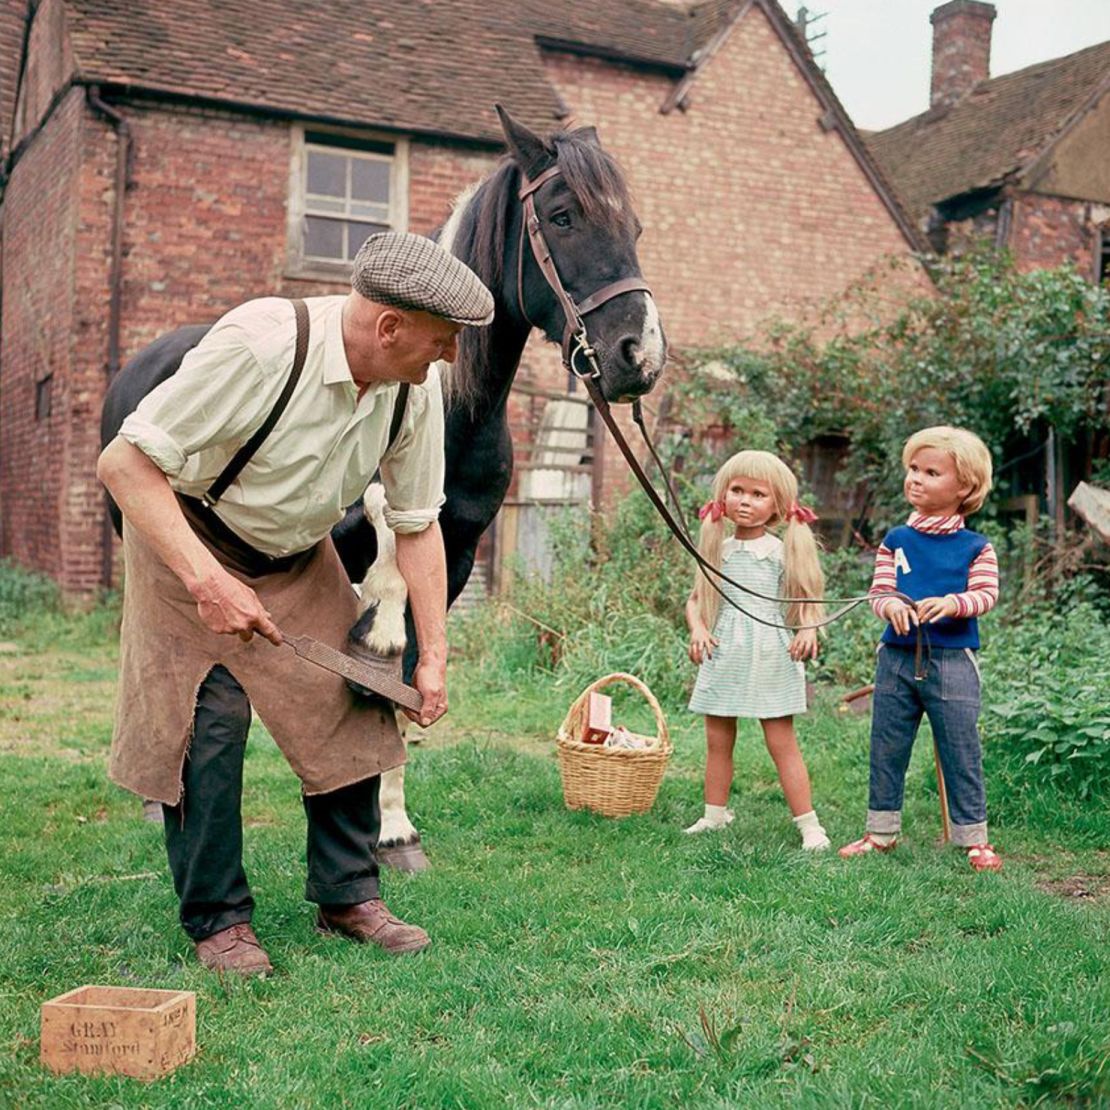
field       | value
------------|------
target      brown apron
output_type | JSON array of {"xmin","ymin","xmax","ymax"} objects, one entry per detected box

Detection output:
[{"xmin": 108, "ymin": 518, "xmax": 406, "ymax": 805}]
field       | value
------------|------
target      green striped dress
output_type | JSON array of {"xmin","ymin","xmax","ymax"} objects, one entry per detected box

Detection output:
[{"xmin": 688, "ymin": 533, "xmax": 807, "ymax": 719}]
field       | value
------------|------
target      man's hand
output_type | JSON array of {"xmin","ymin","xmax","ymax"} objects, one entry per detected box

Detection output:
[
  {"xmin": 916, "ymin": 595, "xmax": 959, "ymax": 624},
  {"xmin": 883, "ymin": 599, "xmax": 919, "ymax": 637},
  {"xmin": 407, "ymin": 657, "xmax": 447, "ymax": 727},
  {"xmin": 190, "ymin": 567, "xmax": 282, "ymax": 644},
  {"xmin": 788, "ymin": 627, "xmax": 819, "ymax": 661},
  {"xmin": 688, "ymin": 625, "xmax": 719, "ymax": 664}
]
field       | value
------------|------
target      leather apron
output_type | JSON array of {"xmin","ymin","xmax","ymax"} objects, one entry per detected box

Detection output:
[{"xmin": 108, "ymin": 516, "xmax": 405, "ymax": 805}]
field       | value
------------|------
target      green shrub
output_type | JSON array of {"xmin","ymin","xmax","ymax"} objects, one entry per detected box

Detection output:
[
  {"xmin": 981, "ymin": 588, "xmax": 1110, "ymax": 805},
  {"xmin": 0, "ymin": 560, "xmax": 64, "ymax": 637}
]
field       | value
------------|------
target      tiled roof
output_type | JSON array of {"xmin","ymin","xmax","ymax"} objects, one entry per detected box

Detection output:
[
  {"xmin": 868, "ymin": 40, "xmax": 1110, "ymax": 219},
  {"xmin": 61, "ymin": 0, "xmax": 709, "ymax": 143}
]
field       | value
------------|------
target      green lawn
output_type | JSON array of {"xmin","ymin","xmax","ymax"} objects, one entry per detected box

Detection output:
[{"xmin": 0, "ymin": 623, "xmax": 1107, "ymax": 1108}]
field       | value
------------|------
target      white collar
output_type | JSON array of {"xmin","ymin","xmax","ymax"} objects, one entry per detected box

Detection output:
[{"xmin": 721, "ymin": 532, "xmax": 782, "ymax": 561}]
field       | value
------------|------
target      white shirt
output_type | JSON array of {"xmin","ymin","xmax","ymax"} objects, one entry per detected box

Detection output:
[{"xmin": 119, "ymin": 296, "xmax": 445, "ymax": 556}]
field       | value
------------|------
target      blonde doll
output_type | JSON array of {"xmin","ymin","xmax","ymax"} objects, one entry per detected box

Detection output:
[{"xmin": 685, "ymin": 450, "xmax": 830, "ymax": 850}]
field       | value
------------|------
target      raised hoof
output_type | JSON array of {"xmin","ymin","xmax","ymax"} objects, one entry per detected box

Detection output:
[{"xmin": 377, "ymin": 839, "xmax": 430, "ymax": 872}]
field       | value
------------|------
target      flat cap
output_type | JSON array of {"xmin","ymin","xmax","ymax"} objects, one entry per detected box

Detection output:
[{"xmin": 350, "ymin": 232, "xmax": 494, "ymax": 326}]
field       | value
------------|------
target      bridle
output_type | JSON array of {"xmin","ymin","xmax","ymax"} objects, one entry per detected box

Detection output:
[
  {"xmin": 517, "ymin": 164, "xmax": 651, "ymax": 373},
  {"xmin": 515, "ymin": 162, "xmax": 928, "ymax": 674}
]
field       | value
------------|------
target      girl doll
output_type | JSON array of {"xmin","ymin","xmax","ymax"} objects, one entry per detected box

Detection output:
[{"xmin": 684, "ymin": 450, "xmax": 830, "ymax": 850}]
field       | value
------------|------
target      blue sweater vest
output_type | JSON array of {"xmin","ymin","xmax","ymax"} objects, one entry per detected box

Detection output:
[{"xmin": 880, "ymin": 525, "xmax": 990, "ymax": 650}]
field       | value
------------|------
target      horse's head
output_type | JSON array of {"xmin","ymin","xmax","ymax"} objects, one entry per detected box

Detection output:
[{"xmin": 498, "ymin": 106, "xmax": 666, "ymax": 403}]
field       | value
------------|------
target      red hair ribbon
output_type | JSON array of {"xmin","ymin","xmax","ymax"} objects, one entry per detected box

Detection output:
[
  {"xmin": 698, "ymin": 500, "xmax": 724, "ymax": 523},
  {"xmin": 787, "ymin": 502, "xmax": 818, "ymax": 524}
]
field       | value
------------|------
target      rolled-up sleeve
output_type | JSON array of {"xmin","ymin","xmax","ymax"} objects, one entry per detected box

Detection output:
[
  {"xmin": 118, "ymin": 323, "xmax": 269, "ymax": 477},
  {"xmin": 379, "ymin": 365, "xmax": 446, "ymax": 534}
]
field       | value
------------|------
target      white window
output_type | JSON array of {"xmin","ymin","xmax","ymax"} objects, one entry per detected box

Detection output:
[{"xmin": 287, "ymin": 126, "xmax": 409, "ymax": 278}]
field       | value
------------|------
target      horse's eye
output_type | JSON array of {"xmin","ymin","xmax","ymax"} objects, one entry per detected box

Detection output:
[{"xmin": 550, "ymin": 211, "xmax": 572, "ymax": 229}]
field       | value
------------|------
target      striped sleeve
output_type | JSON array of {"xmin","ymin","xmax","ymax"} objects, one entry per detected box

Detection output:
[
  {"xmin": 948, "ymin": 542, "xmax": 1000, "ymax": 617},
  {"xmin": 869, "ymin": 544, "xmax": 897, "ymax": 620}
]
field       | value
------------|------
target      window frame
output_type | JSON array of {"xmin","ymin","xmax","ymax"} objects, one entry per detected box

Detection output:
[{"xmin": 285, "ymin": 123, "xmax": 409, "ymax": 281}]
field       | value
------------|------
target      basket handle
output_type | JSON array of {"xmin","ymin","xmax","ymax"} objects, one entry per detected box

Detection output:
[{"xmin": 561, "ymin": 672, "xmax": 669, "ymax": 747}]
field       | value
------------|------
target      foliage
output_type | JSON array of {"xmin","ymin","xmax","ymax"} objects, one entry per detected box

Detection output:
[
  {"xmin": 981, "ymin": 585, "xmax": 1110, "ymax": 806},
  {"xmin": 0, "ymin": 559, "xmax": 120, "ymax": 649},
  {"xmin": 670, "ymin": 251, "xmax": 1110, "ymax": 533}
]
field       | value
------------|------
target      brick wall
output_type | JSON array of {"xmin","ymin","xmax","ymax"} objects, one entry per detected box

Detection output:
[
  {"xmin": 534, "ymin": 3, "xmax": 927, "ymax": 500},
  {"xmin": 0, "ymin": 87, "xmax": 85, "ymax": 582},
  {"xmin": 1007, "ymin": 191, "xmax": 1100, "ymax": 275},
  {"xmin": 543, "ymin": 6, "xmax": 924, "ymax": 350}
]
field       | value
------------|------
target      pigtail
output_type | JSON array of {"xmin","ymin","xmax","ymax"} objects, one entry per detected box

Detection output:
[
  {"xmin": 692, "ymin": 508, "xmax": 727, "ymax": 633},
  {"xmin": 782, "ymin": 518, "xmax": 825, "ymax": 629}
]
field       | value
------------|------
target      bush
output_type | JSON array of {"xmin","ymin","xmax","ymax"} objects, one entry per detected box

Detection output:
[
  {"xmin": 0, "ymin": 560, "xmax": 64, "ymax": 637},
  {"xmin": 981, "ymin": 587, "xmax": 1110, "ymax": 805}
]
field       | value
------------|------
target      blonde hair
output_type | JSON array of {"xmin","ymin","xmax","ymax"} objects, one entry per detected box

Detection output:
[
  {"xmin": 902, "ymin": 425, "xmax": 993, "ymax": 515},
  {"xmin": 692, "ymin": 450, "xmax": 825, "ymax": 632}
]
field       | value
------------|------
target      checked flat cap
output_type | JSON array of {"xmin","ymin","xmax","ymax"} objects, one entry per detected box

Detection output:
[{"xmin": 351, "ymin": 232, "xmax": 494, "ymax": 326}]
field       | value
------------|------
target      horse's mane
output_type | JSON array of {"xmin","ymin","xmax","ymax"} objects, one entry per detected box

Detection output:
[{"xmin": 444, "ymin": 127, "xmax": 635, "ymax": 414}]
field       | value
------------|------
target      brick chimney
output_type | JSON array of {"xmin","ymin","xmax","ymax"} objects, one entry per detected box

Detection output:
[{"xmin": 930, "ymin": 1, "xmax": 996, "ymax": 109}]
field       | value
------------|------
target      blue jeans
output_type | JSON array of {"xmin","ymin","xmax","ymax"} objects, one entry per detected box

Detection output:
[{"xmin": 867, "ymin": 645, "xmax": 988, "ymax": 847}]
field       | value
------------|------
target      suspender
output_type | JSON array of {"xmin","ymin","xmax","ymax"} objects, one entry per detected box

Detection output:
[
  {"xmin": 204, "ymin": 299, "xmax": 310, "ymax": 507},
  {"xmin": 203, "ymin": 299, "xmax": 411, "ymax": 507}
]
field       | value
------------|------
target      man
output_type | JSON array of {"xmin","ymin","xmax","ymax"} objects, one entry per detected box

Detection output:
[{"xmin": 97, "ymin": 232, "xmax": 494, "ymax": 975}]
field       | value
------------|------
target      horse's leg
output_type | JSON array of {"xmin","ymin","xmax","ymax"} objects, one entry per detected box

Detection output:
[{"xmin": 351, "ymin": 484, "xmax": 430, "ymax": 873}]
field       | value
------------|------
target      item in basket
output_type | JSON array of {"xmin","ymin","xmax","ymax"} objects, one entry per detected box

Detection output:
[
  {"xmin": 603, "ymin": 724, "xmax": 651, "ymax": 750},
  {"xmin": 582, "ymin": 692, "xmax": 613, "ymax": 744}
]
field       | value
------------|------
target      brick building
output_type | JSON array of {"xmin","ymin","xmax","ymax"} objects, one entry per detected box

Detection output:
[
  {"xmin": 0, "ymin": 0, "xmax": 926, "ymax": 595},
  {"xmin": 869, "ymin": 0, "xmax": 1110, "ymax": 277}
]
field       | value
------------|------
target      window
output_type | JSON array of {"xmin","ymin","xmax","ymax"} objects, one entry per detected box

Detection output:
[
  {"xmin": 1099, "ymin": 227, "xmax": 1110, "ymax": 285},
  {"xmin": 287, "ymin": 127, "xmax": 408, "ymax": 277},
  {"xmin": 35, "ymin": 374, "xmax": 52, "ymax": 421}
]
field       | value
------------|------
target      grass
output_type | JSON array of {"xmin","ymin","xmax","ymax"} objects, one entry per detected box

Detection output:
[{"xmin": 0, "ymin": 606, "xmax": 1108, "ymax": 1107}]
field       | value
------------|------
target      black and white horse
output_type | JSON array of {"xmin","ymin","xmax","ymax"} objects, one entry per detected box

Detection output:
[{"xmin": 101, "ymin": 107, "xmax": 667, "ymax": 867}]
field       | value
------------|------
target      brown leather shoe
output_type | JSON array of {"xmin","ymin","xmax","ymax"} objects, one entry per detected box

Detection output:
[
  {"xmin": 194, "ymin": 923, "xmax": 273, "ymax": 977},
  {"xmin": 316, "ymin": 899, "xmax": 430, "ymax": 954}
]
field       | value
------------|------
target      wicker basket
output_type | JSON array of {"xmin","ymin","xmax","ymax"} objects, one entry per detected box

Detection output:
[{"xmin": 556, "ymin": 673, "xmax": 672, "ymax": 818}]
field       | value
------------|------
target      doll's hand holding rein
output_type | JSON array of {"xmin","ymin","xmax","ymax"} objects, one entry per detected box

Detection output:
[{"xmin": 883, "ymin": 598, "xmax": 919, "ymax": 637}]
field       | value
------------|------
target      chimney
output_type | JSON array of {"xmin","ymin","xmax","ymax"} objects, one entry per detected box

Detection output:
[{"xmin": 930, "ymin": 1, "xmax": 996, "ymax": 109}]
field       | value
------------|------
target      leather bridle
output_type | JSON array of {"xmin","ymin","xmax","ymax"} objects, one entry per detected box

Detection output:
[{"xmin": 517, "ymin": 164, "xmax": 652, "ymax": 375}]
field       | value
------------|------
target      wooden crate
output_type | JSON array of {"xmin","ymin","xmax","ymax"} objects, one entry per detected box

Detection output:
[{"xmin": 40, "ymin": 985, "xmax": 195, "ymax": 1080}]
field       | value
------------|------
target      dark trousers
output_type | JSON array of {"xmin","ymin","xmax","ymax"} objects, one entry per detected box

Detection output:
[{"xmin": 163, "ymin": 665, "xmax": 382, "ymax": 941}]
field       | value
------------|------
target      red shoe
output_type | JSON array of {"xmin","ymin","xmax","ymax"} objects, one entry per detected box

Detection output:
[
  {"xmin": 838, "ymin": 833, "xmax": 897, "ymax": 859},
  {"xmin": 967, "ymin": 844, "xmax": 1002, "ymax": 872}
]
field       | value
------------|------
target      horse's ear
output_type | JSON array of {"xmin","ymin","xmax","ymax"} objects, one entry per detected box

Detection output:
[
  {"xmin": 495, "ymin": 104, "xmax": 555, "ymax": 180},
  {"xmin": 575, "ymin": 125, "xmax": 600, "ymax": 146}
]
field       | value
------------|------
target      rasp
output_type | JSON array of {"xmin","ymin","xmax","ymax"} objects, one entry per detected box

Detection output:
[{"xmin": 283, "ymin": 634, "xmax": 423, "ymax": 714}]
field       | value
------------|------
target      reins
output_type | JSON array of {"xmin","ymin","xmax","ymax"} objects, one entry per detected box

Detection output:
[{"xmin": 516, "ymin": 164, "xmax": 930, "ymax": 677}]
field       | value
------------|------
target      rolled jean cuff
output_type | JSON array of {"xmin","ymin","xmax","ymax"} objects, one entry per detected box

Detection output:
[
  {"xmin": 950, "ymin": 820, "xmax": 988, "ymax": 848},
  {"xmin": 306, "ymin": 875, "xmax": 380, "ymax": 907},
  {"xmin": 867, "ymin": 809, "xmax": 902, "ymax": 835}
]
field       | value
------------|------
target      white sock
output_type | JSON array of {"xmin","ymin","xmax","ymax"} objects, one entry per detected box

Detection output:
[
  {"xmin": 705, "ymin": 804, "xmax": 730, "ymax": 826},
  {"xmin": 793, "ymin": 810, "xmax": 830, "ymax": 851}
]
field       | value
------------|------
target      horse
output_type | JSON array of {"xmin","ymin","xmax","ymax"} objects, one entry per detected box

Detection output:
[{"xmin": 101, "ymin": 105, "xmax": 667, "ymax": 868}]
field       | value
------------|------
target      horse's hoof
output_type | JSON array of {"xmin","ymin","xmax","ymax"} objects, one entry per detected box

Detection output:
[
  {"xmin": 377, "ymin": 839, "xmax": 430, "ymax": 872},
  {"xmin": 141, "ymin": 799, "xmax": 163, "ymax": 824}
]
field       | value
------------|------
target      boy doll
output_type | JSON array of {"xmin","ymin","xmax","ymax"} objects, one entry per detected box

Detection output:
[{"xmin": 840, "ymin": 426, "xmax": 1002, "ymax": 871}]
